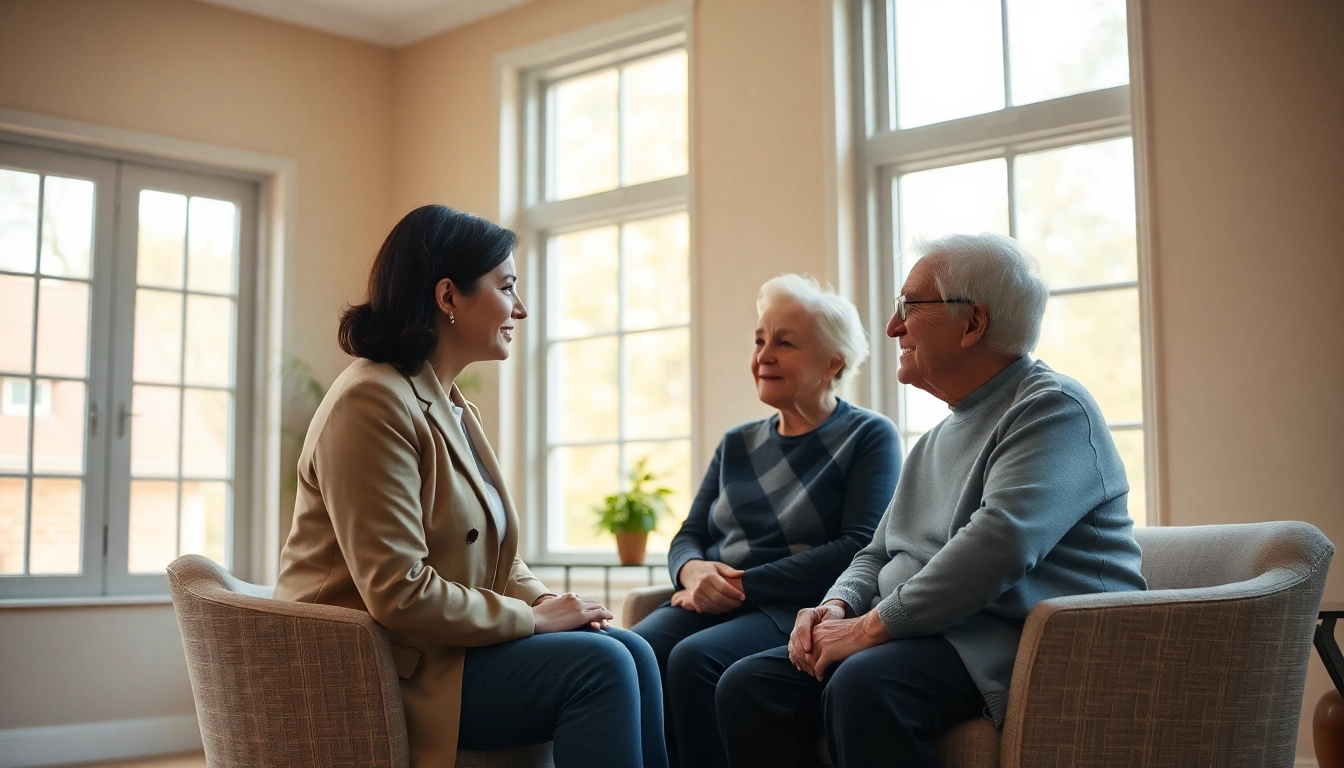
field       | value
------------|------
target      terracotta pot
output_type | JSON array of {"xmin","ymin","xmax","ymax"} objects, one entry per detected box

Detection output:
[
  {"xmin": 1317, "ymin": 688, "xmax": 1344, "ymax": 768},
  {"xmin": 615, "ymin": 531, "xmax": 649, "ymax": 566}
]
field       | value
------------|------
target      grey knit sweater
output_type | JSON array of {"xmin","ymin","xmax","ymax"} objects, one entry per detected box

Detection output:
[{"xmin": 824, "ymin": 356, "xmax": 1146, "ymax": 725}]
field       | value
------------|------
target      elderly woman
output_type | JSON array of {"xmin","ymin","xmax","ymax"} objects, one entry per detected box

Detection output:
[
  {"xmin": 632, "ymin": 274, "xmax": 900, "ymax": 768},
  {"xmin": 717, "ymin": 234, "xmax": 1146, "ymax": 768},
  {"xmin": 276, "ymin": 205, "xmax": 667, "ymax": 768}
]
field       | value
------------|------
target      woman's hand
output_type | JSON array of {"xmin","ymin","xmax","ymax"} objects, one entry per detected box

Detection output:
[
  {"xmin": 804, "ymin": 609, "xmax": 891, "ymax": 680},
  {"xmin": 532, "ymin": 593, "xmax": 613, "ymax": 633},
  {"xmin": 677, "ymin": 559, "xmax": 746, "ymax": 614},
  {"xmin": 788, "ymin": 601, "xmax": 847, "ymax": 674},
  {"xmin": 670, "ymin": 589, "xmax": 696, "ymax": 611}
]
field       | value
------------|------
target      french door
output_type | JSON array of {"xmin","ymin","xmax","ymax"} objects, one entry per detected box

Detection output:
[{"xmin": 0, "ymin": 141, "xmax": 256, "ymax": 597}]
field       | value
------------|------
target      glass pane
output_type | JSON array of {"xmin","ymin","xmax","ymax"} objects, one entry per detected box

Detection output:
[
  {"xmin": 131, "ymin": 385, "xmax": 181, "ymax": 477},
  {"xmin": 625, "ymin": 438, "xmax": 692, "ymax": 553},
  {"xmin": 0, "ymin": 168, "xmax": 39, "ymax": 274},
  {"xmin": 129, "ymin": 480, "xmax": 178, "ymax": 574},
  {"xmin": 1034, "ymin": 288, "xmax": 1142, "ymax": 422},
  {"xmin": 0, "ymin": 378, "xmax": 29, "ymax": 472},
  {"xmin": 552, "ymin": 69, "xmax": 619, "ymax": 200},
  {"xmin": 184, "ymin": 294, "xmax": 234, "ymax": 386},
  {"xmin": 29, "ymin": 478, "xmax": 81, "ymax": 574},
  {"xmin": 0, "ymin": 275, "xmax": 34, "ymax": 373},
  {"xmin": 187, "ymin": 197, "xmax": 238, "ymax": 294},
  {"xmin": 181, "ymin": 481, "xmax": 228, "ymax": 565},
  {"xmin": 897, "ymin": 158, "xmax": 1009, "ymax": 279},
  {"xmin": 552, "ymin": 337, "xmax": 618, "ymax": 442},
  {"xmin": 32, "ymin": 380, "xmax": 85, "ymax": 474},
  {"xmin": 903, "ymin": 383, "xmax": 950, "ymax": 433},
  {"xmin": 1014, "ymin": 138, "xmax": 1137, "ymax": 289},
  {"xmin": 39, "ymin": 176, "xmax": 94, "ymax": 279},
  {"xmin": 134, "ymin": 289, "xmax": 183, "ymax": 384},
  {"xmin": 0, "ymin": 477, "xmax": 25, "ymax": 574},
  {"xmin": 625, "ymin": 328, "xmax": 691, "ymax": 439},
  {"xmin": 624, "ymin": 213, "xmax": 690, "ymax": 331},
  {"xmin": 895, "ymin": 0, "xmax": 1005, "ymax": 128},
  {"xmin": 550, "ymin": 226, "xmax": 618, "ymax": 338},
  {"xmin": 623, "ymin": 51, "xmax": 689, "ymax": 186},
  {"xmin": 552, "ymin": 443, "xmax": 620, "ymax": 550},
  {"xmin": 1111, "ymin": 429, "xmax": 1146, "ymax": 528},
  {"xmin": 182, "ymin": 389, "xmax": 230, "ymax": 479},
  {"xmin": 137, "ymin": 190, "xmax": 186, "ymax": 289},
  {"xmin": 1008, "ymin": 0, "xmax": 1129, "ymax": 106},
  {"xmin": 35, "ymin": 278, "xmax": 90, "ymax": 378}
]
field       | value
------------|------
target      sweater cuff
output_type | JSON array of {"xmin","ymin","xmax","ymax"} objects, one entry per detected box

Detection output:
[
  {"xmin": 823, "ymin": 585, "xmax": 868, "ymax": 618},
  {"xmin": 875, "ymin": 588, "xmax": 923, "ymax": 639},
  {"xmin": 668, "ymin": 550, "xmax": 700, "ymax": 589}
]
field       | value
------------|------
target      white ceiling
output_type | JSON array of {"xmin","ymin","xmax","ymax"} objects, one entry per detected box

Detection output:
[{"xmin": 195, "ymin": 0, "xmax": 538, "ymax": 47}]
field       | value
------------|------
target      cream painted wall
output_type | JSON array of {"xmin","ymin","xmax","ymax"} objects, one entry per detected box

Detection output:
[
  {"xmin": 0, "ymin": 0, "xmax": 395, "ymax": 735},
  {"xmin": 1136, "ymin": 0, "xmax": 1344, "ymax": 759}
]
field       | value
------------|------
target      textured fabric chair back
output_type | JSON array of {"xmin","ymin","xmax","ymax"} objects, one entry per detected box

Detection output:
[
  {"xmin": 1001, "ymin": 521, "xmax": 1333, "ymax": 768},
  {"xmin": 1136, "ymin": 520, "xmax": 1331, "ymax": 590},
  {"xmin": 167, "ymin": 554, "xmax": 410, "ymax": 768}
]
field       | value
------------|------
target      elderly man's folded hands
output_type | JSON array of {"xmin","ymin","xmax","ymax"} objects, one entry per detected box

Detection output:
[{"xmin": 788, "ymin": 599, "xmax": 892, "ymax": 680}]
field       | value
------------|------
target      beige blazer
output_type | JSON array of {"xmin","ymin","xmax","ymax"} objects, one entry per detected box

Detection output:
[{"xmin": 275, "ymin": 358, "xmax": 551, "ymax": 768}]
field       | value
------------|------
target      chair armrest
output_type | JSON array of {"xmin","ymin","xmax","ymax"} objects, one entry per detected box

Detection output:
[
  {"xmin": 999, "ymin": 562, "xmax": 1330, "ymax": 767},
  {"xmin": 623, "ymin": 585, "xmax": 675, "ymax": 628}
]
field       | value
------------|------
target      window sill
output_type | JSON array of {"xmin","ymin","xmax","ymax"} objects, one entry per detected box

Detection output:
[{"xmin": 0, "ymin": 594, "xmax": 173, "ymax": 609}]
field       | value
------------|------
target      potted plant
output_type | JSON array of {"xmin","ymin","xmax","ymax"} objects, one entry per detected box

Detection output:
[{"xmin": 595, "ymin": 457, "xmax": 673, "ymax": 566}]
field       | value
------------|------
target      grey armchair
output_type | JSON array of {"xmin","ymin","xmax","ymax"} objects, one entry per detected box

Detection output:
[
  {"xmin": 167, "ymin": 554, "xmax": 554, "ymax": 768},
  {"xmin": 623, "ymin": 521, "xmax": 1334, "ymax": 767}
]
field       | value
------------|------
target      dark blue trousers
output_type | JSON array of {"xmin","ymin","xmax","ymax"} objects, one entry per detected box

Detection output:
[
  {"xmin": 632, "ymin": 605, "xmax": 790, "ymax": 768},
  {"xmin": 716, "ymin": 636, "xmax": 985, "ymax": 768},
  {"xmin": 457, "ymin": 627, "xmax": 669, "ymax": 768}
]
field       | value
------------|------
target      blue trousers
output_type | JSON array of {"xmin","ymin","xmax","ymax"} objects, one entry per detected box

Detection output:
[
  {"xmin": 716, "ymin": 636, "xmax": 985, "ymax": 768},
  {"xmin": 457, "ymin": 627, "xmax": 669, "ymax": 768},
  {"xmin": 632, "ymin": 605, "xmax": 789, "ymax": 768}
]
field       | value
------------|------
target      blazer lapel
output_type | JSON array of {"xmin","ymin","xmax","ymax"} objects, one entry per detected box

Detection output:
[{"xmin": 406, "ymin": 365, "xmax": 495, "ymax": 525}]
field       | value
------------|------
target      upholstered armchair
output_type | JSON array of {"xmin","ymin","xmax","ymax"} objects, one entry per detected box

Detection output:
[
  {"xmin": 624, "ymin": 521, "xmax": 1334, "ymax": 767},
  {"xmin": 166, "ymin": 554, "xmax": 554, "ymax": 768}
]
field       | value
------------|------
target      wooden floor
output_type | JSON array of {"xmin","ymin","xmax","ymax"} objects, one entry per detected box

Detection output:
[{"xmin": 69, "ymin": 753, "xmax": 204, "ymax": 768}]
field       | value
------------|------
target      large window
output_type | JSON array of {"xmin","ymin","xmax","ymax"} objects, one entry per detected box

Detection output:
[
  {"xmin": 853, "ymin": 0, "xmax": 1150, "ymax": 523},
  {"xmin": 0, "ymin": 141, "xmax": 256, "ymax": 597},
  {"xmin": 509, "ymin": 14, "xmax": 692, "ymax": 559}
]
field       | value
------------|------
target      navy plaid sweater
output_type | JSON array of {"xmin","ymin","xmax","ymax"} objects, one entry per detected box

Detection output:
[{"xmin": 668, "ymin": 398, "xmax": 901, "ymax": 631}]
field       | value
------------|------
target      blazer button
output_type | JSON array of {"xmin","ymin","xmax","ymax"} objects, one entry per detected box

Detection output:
[{"xmin": 466, "ymin": 529, "xmax": 479, "ymax": 544}]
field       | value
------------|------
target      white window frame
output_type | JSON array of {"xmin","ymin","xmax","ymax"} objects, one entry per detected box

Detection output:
[
  {"xmin": 497, "ymin": 1, "xmax": 695, "ymax": 564},
  {"xmin": 839, "ymin": 0, "xmax": 1160, "ymax": 524},
  {"xmin": 0, "ymin": 110, "xmax": 294, "ymax": 599}
]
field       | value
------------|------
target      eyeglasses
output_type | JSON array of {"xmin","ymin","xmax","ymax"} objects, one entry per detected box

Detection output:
[{"xmin": 893, "ymin": 294, "xmax": 974, "ymax": 320}]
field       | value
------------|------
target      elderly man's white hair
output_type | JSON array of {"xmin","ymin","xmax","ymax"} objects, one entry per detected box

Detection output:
[
  {"xmin": 911, "ymin": 233, "xmax": 1050, "ymax": 357},
  {"xmin": 756, "ymin": 274, "xmax": 870, "ymax": 388}
]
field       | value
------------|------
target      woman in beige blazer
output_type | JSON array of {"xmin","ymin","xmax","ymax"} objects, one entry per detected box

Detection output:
[{"xmin": 275, "ymin": 205, "xmax": 668, "ymax": 768}]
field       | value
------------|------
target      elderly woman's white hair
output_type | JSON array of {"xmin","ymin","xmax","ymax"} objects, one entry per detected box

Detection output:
[
  {"xmin": 909, "ymin": 233, "xmax": 1050, "ymax": 357},
  {"xmin": 756, "ymin": 274, "xmax": 869, "ymax": 388}
]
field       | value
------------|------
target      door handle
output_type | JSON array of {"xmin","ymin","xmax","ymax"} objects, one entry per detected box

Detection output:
[{"xmin": 117, "ymin": 402, "xmax": 141, "ymax": 438}]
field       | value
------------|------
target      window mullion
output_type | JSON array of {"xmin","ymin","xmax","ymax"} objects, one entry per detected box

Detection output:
[
  {"xmin": 616, "ymin": 222, "xmax": 628, "ymax": 491},
  {"xmin": 22, "ymin": 175, "xmax": 45, "ymax": 575},
  {"xmin": 1000, "ymin": 0, "xmax": 1013, "ymax": 108}
]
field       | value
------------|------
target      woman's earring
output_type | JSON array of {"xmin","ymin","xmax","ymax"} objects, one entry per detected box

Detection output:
[{"xmin": 448, "ymin": 313, "xmax": 456, "ymax": 325}]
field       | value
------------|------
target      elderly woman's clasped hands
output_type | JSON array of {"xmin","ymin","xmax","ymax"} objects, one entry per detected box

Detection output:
[{"xmin": 787, "ymin": 600, "xmax": 892, "ymax": 680}]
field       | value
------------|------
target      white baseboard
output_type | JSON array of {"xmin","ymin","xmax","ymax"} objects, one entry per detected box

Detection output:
[
  {"xmin": 1297, "ymin": 759, "xmax": 1320, "ymax": 767},
  {"xmin": 0, "ymin": 714, "xmax": 201, "ymax": 768}
]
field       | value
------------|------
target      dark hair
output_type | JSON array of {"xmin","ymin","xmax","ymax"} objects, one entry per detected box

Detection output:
[{"xmin": 338, "ymin": 205, "xmax": 517, "ymax": 374}]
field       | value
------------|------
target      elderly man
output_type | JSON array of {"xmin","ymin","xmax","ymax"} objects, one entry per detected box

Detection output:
[{"xmin": 715, "ymin": 233, "xmax": 1146, "ymax": 768}]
